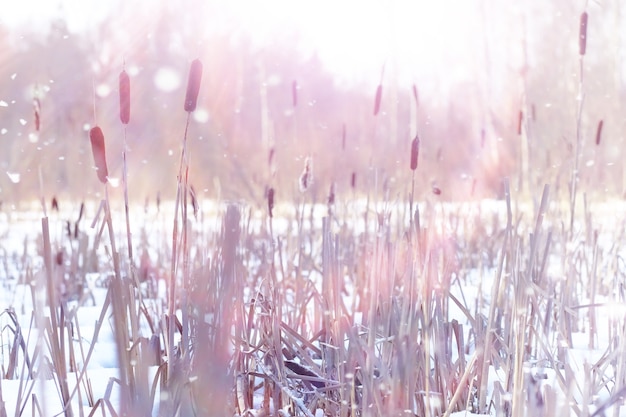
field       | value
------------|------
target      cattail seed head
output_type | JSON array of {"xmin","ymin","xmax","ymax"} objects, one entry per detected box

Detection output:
[
  {"xmin": 595, "ymin": 119, "xmax": 603, "ymax": 145},
  {"xmin": 267, "ymin": 187, "xmax": 275, "ymax": 218},
  {"xmin": 33, "ymin": 97, "xmax": 41, "ymax": 132},
  {"xmin": 184, "ymin": 59, "xmax": 203, "ymax": 112},
  {"xmin": 410, "ymin": 135, "xmax": 420, "ymax": 171},
  {"xmin": 89, "ymin": 126, "xmax": 108, "ymax": 184},
  {"xmin": 299, "ymin": 157, "xmax": 313, "ymax": 192},
  {"xmin": 579, "ymin": 12, "xmax": 588, "ymax": 56},
  {"xmin": 119, "ymin": 70, "xmax": 130, "ymax": 124},
  {"xmin": 328, "ymin": 182, "xmax": 335, "ymax": 206},
  {"xmin": 351, "ymin": 172, "xmax": 356, "ymax": 189},
  {"xmin": 373, "ymin": 84, "xmax": 382, "ymax": 116}
]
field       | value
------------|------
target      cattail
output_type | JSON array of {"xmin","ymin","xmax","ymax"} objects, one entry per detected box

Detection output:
[
  {"xmin": 267, "ymin": 187, "xmax": 275, "ymax": 218},
  {"xmin": 517, "ymin": 110, "xmax": 523, "ymax": 135},
  {"xmin": 299, "ymin": 157, "xmax": 312, "ymax": 192},
  {"xmin": 119, "ymin": 69, "xmax": 130, "ymax": 124},
  {"xmin": 51, "ymin": 196, "xmax": 59, "ymax": 212},
  {"xmin": 327, "ymin": 182, "xmax": 335, "ymax": 206},
  {"xmin": 373, "ymin": 84, "xmax": 382, "ymax": 116},
  {"xmin": 595, "ymin": 119, "xmax": 603, "ymax": 145},
  {"xmin": 579, "ymin": 12, "xmax": 588, "ymax": 56},
  {"xmin": 410, "ymin": 135, "xmax": 420, "ymax": 171},
  {"xmin": 292, "ymin": 80, "xmax": 298, "ymax": 107},
  {"xmin": 189, "ymin": 185, "xmax": 198, "ymax": 219},
  {"xmin": 412, "ymin": 84, "xmax": 419, "ymax": 108},
  {"xmin": 350, "ymin": 172, "xmax": 356, "ymax": 189},
  {"xmin": 89, "ymin": 126, "xmax": 108, "ymax": 184},
  {"xmin": 33, "ymin": 97, "xmax": 41, "ymax": 132},
  {"xmin": 77, "ymin": 201, "xmax": 85, "ymax": 223},
  {"xmin": 184, "ymin": 58, "xmax": 203, "ymax": 112}
]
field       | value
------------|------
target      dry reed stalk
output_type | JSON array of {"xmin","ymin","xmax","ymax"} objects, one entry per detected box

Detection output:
[
  {"xmin": 119, "ymin": 70, "xmax": 130, "ymax": 124},
  {"xmin": 595, "ymin": 119, "xmax": 603, "ymax": 145},
  {"xmin": 184, "ymin": 59, "xmax": 203, "ymax": 112},
  {"xmin": 89, "ymin": 126, "xmax": 108, "ymax": 184},
  {"xmin": 579, "ymin": 11, "xmax": 588, "ymax": 56}
]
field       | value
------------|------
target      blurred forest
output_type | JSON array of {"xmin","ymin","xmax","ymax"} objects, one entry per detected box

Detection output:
[{"xmin": 1, "ymin": 0, "xmax": 626, "ymax": 207}]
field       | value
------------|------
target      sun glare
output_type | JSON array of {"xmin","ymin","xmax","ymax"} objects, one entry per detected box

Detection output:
[
  {"xmin": 1, "ymin": 0, "xmax": 485, "ymax": 89},
  {"xmin": 206, "ymin": 0, "xmax": 482, "ymax": 86}
]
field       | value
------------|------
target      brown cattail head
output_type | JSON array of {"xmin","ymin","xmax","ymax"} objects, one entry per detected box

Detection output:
[
  {"xmin": 595, "ymin": 119, "xmax": 603, "ymax": 145},
  {"xmin": 579, "ymin": 12, "xmax": 588, "ymax": 56},
  {"xmin": 184, "ymin": 58, "xmax": 203, "ymax": 112},
  {"xmin": 410, "ymin": 135, "xmax": 420, "ymax": 171},
  {"xmin": 89, "ymin": 126, "xmax": 108, "ymax": 184},
  {"xmin": 328, "ymin": 182, "xmax": 335, "ymax": 206},
  {"xmin": 33, "ymin": 97, "xmax": 41, "ymax": 132},
  {"xmin": 292, "ymin": 80, "xmax": 298, "ymax": 107},
  {"xmin": 373, "ymin": 84, "xmax": 382, "ymax": 116},
  {"xmin": 299, "ymin": 157, "xmax": 313, "ymax": 192},
  {"xmin": 267, "ymin": 187, "xmax": 275, "ymax": 218},
  {"xmin": 119, "ymin": 70, "xmax": 130, "ymax": 124},
  {"xmin": 77, "ymin": 201, "xmax": 85, "ymax": 223},
  {"xmin": 189, "ymin": 184, "xmax": 198, "ymax": 219}
]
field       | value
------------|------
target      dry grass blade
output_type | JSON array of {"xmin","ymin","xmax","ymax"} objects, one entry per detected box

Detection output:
[
  {"xmin": 184, "ymin": 58, "xmax": 203, "ymax": 112},
  {"xmin": 89, "ymin": 126, "xmax": 108, "ymax": 184},
  {"xmin": 119, "ymin": 70, "xmax": 130, "ymax": 124}
]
